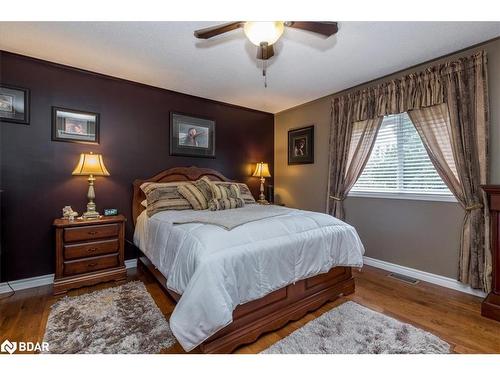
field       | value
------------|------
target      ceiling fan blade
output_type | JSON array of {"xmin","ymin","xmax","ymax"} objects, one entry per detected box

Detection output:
[
  {"xmin": 285, "ymin": 22, "xmax": 338, "ymax": 37},
  {"xmin": 194, "ymin": 22, "xmax": 244, "ymax": 39},
  {"xmin": 256, "ymin": 43, "xmax": 274, "ymax": 60}
]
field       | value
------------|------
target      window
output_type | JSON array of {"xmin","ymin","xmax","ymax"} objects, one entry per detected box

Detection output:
[{"xmin": 350, "ymin": 113, "xmax": 454, "ymax": 201}]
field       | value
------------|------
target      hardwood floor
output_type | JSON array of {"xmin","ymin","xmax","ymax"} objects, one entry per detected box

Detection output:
[{"xmin": 1, "ymin": 264, "xmax": 499, "ymax": 354}]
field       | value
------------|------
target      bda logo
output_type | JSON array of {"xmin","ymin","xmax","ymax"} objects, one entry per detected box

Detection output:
[{"xmin": 1, "ymin": 339, "xmax": 17, "ymax": 354}]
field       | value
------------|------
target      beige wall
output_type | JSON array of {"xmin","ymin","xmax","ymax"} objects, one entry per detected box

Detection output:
[{"xmin": 274, "ymin": 38, "xmax": 500, "ymax": 279}]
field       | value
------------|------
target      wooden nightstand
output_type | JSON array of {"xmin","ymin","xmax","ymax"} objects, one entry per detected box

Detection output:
[{"xmin": 53, "ymin": 214, "xmax": 127, "ymax": 295}]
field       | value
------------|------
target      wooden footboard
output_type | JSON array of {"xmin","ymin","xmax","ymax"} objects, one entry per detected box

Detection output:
[{"xmin": 138, "ymin": 254, "xmax": 355, "ymax": 353}]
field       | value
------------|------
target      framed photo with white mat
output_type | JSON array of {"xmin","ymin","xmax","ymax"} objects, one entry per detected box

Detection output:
[
  {"xmin": 51, "ymin": 106, "xmax": 100, "ymax": 144},
  {"xmin": 0, "ymin": 84, "xmax": 30, "ymax": 125}
]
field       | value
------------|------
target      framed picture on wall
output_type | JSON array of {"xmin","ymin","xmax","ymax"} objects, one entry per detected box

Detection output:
[
  {"xmin": 52, "ymin": 107, "xmax": 100, "ymax": 144},
  {"xmin": 0, "ymin": 84, "xmax": 30, "ymax": 125},
  {"xmin": 288, "ymin": 125, "xmax": 314, "ymax": 165},
  {"xmin": 170, "ymin": 112, "xmax": 215, "ymax": 158}
]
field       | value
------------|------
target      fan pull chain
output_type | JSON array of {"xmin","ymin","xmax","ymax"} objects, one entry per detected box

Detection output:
[{"xmin": 262, "ymin": 60, "xmax": 267, "ymax": 88}]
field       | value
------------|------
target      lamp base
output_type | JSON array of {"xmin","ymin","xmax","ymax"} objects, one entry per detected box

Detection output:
[
  {"xmin": 82, "ymin": 197, "xmax": 100, "ymax": 219},
  {"xmin": 81, "ymin": 175, "xmax": 100, "ymax": 219},
  {"xmin": 82, "ymin": 210, "xmax": 100, "ymax": 219},
  {"xmin": 257, "ymin": 177, "xmax": 270, "ymax": 205}
]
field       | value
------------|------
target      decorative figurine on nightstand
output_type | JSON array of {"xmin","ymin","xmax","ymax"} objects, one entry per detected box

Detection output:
[
  {"xmin": 71, "ymin": 152, "xmax": 110, "ymax": 219},
  {"xmin": 252, "ymin": 162, "xmax": 272, "ymax": 204},
  {"xmin": 62, "ymin": 206, "xmax": 78, "ymax": 221}
]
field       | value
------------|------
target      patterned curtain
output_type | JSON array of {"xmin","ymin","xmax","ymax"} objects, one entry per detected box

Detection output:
[
  {"xmin": 408, "ymin": 54, "xmax": 489, "ymax": 290},
  {"xmin": 327, "ymin": 114, "xmax": 382, "ymax": 219},
  {"xmin": 327, "ymin": 51, "xmax": 490, "ymax": 291}
]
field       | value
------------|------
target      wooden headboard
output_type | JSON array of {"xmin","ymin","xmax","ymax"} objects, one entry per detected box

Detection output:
[{"xmin": 132, "ymin": 166, "xmax": 232, "ymax": 225}]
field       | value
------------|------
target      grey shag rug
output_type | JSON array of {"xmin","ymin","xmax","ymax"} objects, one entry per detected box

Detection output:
[
  {"xmin": 43, "ymin": 281, "xmax": 175, "ymax": 354},
  {"xmin": 263, "ymin": 301, "xmax": 450, "ymax": 354}
]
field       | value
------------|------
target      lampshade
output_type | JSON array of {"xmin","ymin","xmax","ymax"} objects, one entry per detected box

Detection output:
[
  {"xmin": 252, "ymin": 162, "xmax": 271, "ymax": 178},
  {"xmin": 72, "ymin": 153, "xmax": 110, "ymax": 176},
  {"xmin": 243, "ymin": 22, "xmax": 285, "ymax": 46}
]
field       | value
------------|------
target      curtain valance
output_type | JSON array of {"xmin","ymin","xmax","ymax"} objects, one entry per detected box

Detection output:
[{"xmin": 332, "ymin": 51, "xmax": 486, "ymax": 122}]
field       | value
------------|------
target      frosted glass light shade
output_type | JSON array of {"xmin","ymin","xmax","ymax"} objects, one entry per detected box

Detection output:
[{"xmin": 243, "ymin": 22, "xmax": 284, "ymax": 46}]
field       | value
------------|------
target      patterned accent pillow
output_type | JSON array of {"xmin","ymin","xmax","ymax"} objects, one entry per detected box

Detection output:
[
  {"xmin": 177, "ymin": 183, "xmax": 209, "ymax": 210},
  {"xmin": 195, "ymin": 177, "xmax": 214, "ymax": 203},
  {"xmin": 140, "ymin": 182, "xmax": 192, "ymax": 217},
  {"xmin": 214, "ymin": 181, "xmax": 256, "ymax": 204},
  {"xmin": 209, "ymin": 180, "xmax": 240, "ymax": 200},
  {"xmin": 209, "ymin": 197, "xmax": 245, "ymax": 211},
  {"xmin": 205, "ymin": 180, "xmax": 245, "ymax": 211}
]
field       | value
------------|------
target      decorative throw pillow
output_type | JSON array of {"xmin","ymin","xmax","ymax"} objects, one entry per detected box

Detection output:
[
  {"xmin": 205, "ymin": 180, "xmax": 245, "ymax": 211},
  {"xmin": 214, "ymin": 181, "xmax": 256, "ymax": 204},
  {"xmin": 208, "ymin": 180, "xmax": 238, "ymax": 200},
  {"xmin": 209, "ymin": 197, "xmax": 245, "ymax": 211},
  {"xmin": 178, "ymin": 183, "xmax": 210, "ymax": 210},
  {"xmin": 140, "ymin": 182, "xmax": 192, "ymax": 217},
  {"xmin": 195, "ymin": 177, "xmax": 214, "ymax": 203}
]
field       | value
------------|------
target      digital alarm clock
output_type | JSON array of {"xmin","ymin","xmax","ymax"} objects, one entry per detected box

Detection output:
[{"xmin": 103, "ymin": 208, "xmax": 118, "ymax": 216}]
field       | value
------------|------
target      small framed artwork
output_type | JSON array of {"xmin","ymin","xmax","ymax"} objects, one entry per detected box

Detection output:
[
  {"xmin": 52, "ymin": 107, "xmax": 100, "ymax": 144},
  {"xmin": 288, "ymin": 125, "xmax": 314, "ymax": 165},
  {"xmin": 0, "ymin": 84, "xmax": 30, "ymax": 125},
  {"xmin": 170, "ymin": 112, "xmax": 215, "ymax": 158}
]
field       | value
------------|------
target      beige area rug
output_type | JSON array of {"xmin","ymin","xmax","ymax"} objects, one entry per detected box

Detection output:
[
  {"xmin": 263, "ymin": 301, "xmax": 451, "ymax": 354},
  {"xmin": 43, "ymin": 281, "xmax": 176, "ymax": 353},
  {"xmin": 43, "ymin": 284, "xmax": 450, "ymax": 354}
]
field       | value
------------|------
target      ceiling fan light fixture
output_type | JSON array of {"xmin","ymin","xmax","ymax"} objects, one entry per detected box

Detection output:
[{"xmin": 243, "ymin": 21, "xmax": 284, "ymax": 46}]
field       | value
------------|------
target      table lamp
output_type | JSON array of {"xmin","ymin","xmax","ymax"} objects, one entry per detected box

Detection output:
[
  {"xmin": 252, "ymin": 162, "xmax": 271, "ymax": 204},
  {"xmin": 72, "ymin": 152, "xmax": 110, "ymax": 219}
]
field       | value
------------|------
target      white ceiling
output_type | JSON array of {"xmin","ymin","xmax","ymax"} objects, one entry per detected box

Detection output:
[{"xmin": 1, "ymin": 22, "xmax": 500, "ymax": 113}]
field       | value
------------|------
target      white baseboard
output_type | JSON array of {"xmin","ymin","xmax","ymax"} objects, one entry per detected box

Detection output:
[
  {"xmin": 363, "ymin": 256, "xmax": 486, "ymax": 298},
  {"xmin": 0, "ymin": 258, "xmax": 138, "ymax": 295},
  {"xmin": 2, "ymin": 257, "xmax": 484, "ymax": 299},
  {"xmin": 124, "ymin": 258, "xmax": 137, "ymax": 270}
]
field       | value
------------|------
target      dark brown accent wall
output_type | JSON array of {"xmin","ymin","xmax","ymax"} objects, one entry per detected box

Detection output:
[{"xmin": 0, "ymin": 51, "xmax": 274, "ymax": 282}]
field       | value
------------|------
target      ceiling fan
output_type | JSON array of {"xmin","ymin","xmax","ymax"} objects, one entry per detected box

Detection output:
[{"xmin": 194, "ymin": 21, "xmax": 338, "ymax": 87}]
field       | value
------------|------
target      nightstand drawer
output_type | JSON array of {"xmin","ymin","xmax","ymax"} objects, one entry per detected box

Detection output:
[
  {"xmin": 54, "ymin": 214, "xmax": 127, "ymax": 294},
  {"xmin": 64, "ymin": 223, "xmax": 120, "ymax": 242},
  {"xmin": 64, "ymin": 238, "xmax": 119, "ymax": 260},
  {"xmin": 63, "ymin": 254, "xmax": 119, "ymax": 276}
]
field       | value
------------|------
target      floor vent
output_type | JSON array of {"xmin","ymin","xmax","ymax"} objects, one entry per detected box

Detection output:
[{"xmin": 388, "ymin": 272, "xmax": 420, "ymax": 285}]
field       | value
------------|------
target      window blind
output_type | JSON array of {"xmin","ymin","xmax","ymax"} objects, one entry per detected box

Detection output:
[{"xmin": 351, "ymin": 113, "xmax": 452, "ymax": 196}]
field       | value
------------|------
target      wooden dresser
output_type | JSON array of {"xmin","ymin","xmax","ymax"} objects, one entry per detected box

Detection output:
[
  {"xmin": 481, "ymin": 186, "xmax": 500, "ymax": 321},
  {"xmin": 53, "ymin": 215, "xmax": 127, "ymax": 295}
]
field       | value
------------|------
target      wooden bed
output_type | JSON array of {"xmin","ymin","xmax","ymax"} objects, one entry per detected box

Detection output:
[{"xmin": 132, "ymin": 166, "xmax": 355, "ymax": 353}]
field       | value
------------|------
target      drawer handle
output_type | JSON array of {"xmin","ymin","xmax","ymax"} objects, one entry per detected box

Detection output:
[
  {"xmin": 88, "ymin": 231, "xmax": 98, "ymax": 235},
  {"xmin": 87, "ymin": 247, "xmax": 97, "ymax": 253},
  {"xmin": 87, "ymin": 263, "xmax": 98, "ymax": 268}
]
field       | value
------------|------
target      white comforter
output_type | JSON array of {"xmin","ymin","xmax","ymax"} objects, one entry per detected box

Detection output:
[{"xmin": 134, "ymin": 205, "xmax": 365, "ymax": 351}]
